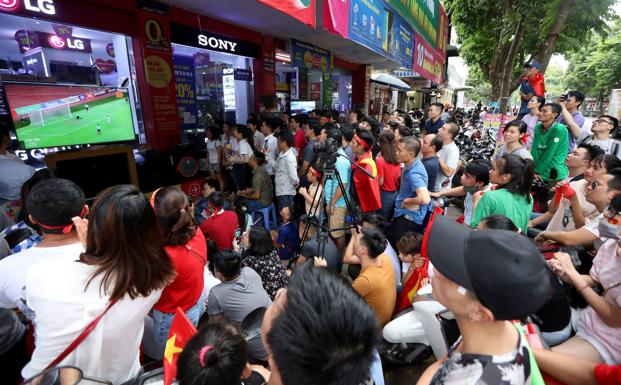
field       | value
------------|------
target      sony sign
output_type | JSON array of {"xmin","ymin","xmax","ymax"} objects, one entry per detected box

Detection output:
[
  {"xmin": 198, "ymin": 34, "xmax": 238, "ymax": 53},
  {"xmin": 0, "ymin": 0, "xmax": 55, "ymax": 15}
]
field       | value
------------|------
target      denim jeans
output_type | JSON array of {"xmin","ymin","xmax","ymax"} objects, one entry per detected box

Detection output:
[
  {"xmin": 151, "ymin": 295, "xmax": 205, "ymax": 359},
  {"xmin": 380, "ymin": 190, "xmax": 399, "ymax": 223},
  {"xmin": 248, "ymin": 199, "xmax": 269, "ymax": 212}
]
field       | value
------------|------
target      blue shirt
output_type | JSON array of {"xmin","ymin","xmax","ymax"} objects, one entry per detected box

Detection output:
[
  {"xmin": 519, "ymin": 79, "xmax": 535, "ymax": 114},
  {"xmin": 276, "ymin": 221, "xmax": 299, "ymax": 260},
  {"xmin": 425, "ymin": 118, "xmax": 445, "ymax": 134},
  {"xmin": 421, "ymin": 156, "xmax": 439, "ymax": 192},
  {"xmin": 324, "ymin": 148, "xmax": 351, "ymax": 208},
  {"xmin": 394, "ymin": 159, "xmax": 429, "ymax": 224}
]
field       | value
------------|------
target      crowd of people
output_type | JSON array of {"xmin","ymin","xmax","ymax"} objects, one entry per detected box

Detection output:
[{"xmin": 0, "ymin": 84, "xmax": 620, "ymax": 385}]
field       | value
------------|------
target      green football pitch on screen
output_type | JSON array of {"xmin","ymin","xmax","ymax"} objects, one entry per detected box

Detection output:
[{"xmin": 16, "ymin": 97, "xmax": 135, "ymax": 149}]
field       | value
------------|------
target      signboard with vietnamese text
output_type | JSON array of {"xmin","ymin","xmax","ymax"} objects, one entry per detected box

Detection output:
[
  {"xmin": 437, "ymin": 4, "xmax": 449, "ymax": 54},
  {"xmin": 387, "ymin": 0, "xmax": 438, "ymax": 48},
  {"xmin": 390, "ymin": 12, "xmax": 414, "ymax": 69},
  {"xmin": 412, "ymin": 30, "xmax": 444, "ymax": 84},
  {"xmin": 173, "ymin": 54, "xmax": 198, "ymax": 129},
  {"xmin": 291, "ymin": 39, "xmax": 332, "ymax": 74}
]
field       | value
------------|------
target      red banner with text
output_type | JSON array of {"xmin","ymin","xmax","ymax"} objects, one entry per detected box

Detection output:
[
  {"xmin": 257, "ymin": 0, "xmax": 316, "ymax": 28},
  {"xmin": 138, "ymin": 12, "xmax": 179, "ymax": 149},
  {"xmin": 413, "ymin": 31, "xmax": 444, "ymax": 84}
]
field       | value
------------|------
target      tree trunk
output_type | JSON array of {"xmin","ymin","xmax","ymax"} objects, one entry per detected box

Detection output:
[
  {"xmin": 499, "ymin": 16, "xmax": 525, "ymax": 97},
  {"xmin": 534, "ymin": 0, "xmax": 576, "ymax": 73}
]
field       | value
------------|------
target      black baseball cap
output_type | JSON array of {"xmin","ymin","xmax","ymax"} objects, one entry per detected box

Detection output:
[{"xmin": 428, "ymin": 216, "xmax": 552, "ymax": 320}]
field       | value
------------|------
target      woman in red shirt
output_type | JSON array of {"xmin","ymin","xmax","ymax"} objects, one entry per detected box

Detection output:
[
  {"xmin": 377, "ymin": 131, "xmax": 401, "ymax": 222},
  {"xmin": 149, "ymin": 186, "xmax": 207, "ymax": 359}
]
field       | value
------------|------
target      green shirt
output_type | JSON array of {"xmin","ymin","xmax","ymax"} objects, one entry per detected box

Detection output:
[
  {"xmin": 252, "ymin": 165, "xmax": 274, "ymax": 206},
  {"xmin": 470, "ymin": 189, "xmax": 533, "ymax": 234},
  {"xmin": 531, "ymin": 122, "xmax": 569, "ymax": 181}
]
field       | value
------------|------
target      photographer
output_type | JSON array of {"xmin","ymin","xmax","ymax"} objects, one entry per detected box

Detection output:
[
  {"xmin": 323, "ymin": 128, "xmax": 352, "ymax": 253},
  {"xmin": 351, "ymin": 129, "xmax": 381, "ymax": 214}
]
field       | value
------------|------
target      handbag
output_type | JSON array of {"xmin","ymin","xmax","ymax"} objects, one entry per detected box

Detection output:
[{"xmin": 44, "ymin": 299, "xmax": 118, "ymax": 370}]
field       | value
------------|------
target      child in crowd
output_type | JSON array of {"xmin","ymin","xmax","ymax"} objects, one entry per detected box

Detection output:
[
  {"xmin": 430, "ymin": 159, "xmax": 491, "ymax": 226},
  {"xmin": 272, "ymin": 206, "xmax": 299, "ymax": 261},
  {"xmin": 396, "ymin": 232, "xmax": 425, "ymax": 286},
  {"xmin": 177, "ymin": 320, "xmax": 270, "ymax": 385},
  {"xmin": 298, "ymin": 165, "xmax": 323, "ymax": 218}
]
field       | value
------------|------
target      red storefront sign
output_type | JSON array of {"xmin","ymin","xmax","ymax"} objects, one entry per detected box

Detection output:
[
  {"xmin": 413, "ymin": 30, "xmax": 445, "ymax": 84},
  {"xmin": 138, "ymin": 11, "xmax": 179, "ymax": 150}
]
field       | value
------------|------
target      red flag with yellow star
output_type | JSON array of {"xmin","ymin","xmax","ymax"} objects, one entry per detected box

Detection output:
[{"xmin": 163, "ymin": 307, "xmax": 197, "ymax": 385}]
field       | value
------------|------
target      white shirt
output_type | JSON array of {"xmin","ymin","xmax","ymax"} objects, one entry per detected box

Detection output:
[
  {"xmin": 0, "ymin": 155, "xmax": 35, "ymax": 203},
  {"xmin": 263, "ymin": 133, "xmax": 279, "ymax": 175},
  {"xmin": 238, "ymin": 139, "xmax": 253, "ymax": 157},
  {"xmin": 0, "ymin": 242, "xmax": 83, "ymax": 319},
  {"xmin": 268, "ymin": 148, "xmax": 299, "ymax": 196},
  {"xmin": 253, "ymin": 130, "xmax": 265, "ymax": 149},
  {"xmin": 23, "ymin": 256, "xmax": 163, "ymax": 384},
  {"xmin": 434, "ymin": 142, "xmax": 459, "ymax": 192},
  {"xmin": 206, "ymin": 138, "xmax": 221, "ymax": 164}
]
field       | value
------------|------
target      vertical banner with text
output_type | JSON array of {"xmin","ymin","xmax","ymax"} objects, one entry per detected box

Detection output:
[
  {"xmin": 138, "ymin": 11, "xmax": 179, "ymax": 149},
  {"xmin": 173, "ymin": 55, "xmax": 198, "ymax": 130}
]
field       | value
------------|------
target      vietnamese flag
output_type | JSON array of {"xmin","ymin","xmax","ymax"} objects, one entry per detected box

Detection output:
[
  {"xmin": 163, "ymin": 307, "xmax": 198, "ymax": 385},
  {"xmin": 394, "ymin": 206, "xmax": 443, "ymax": 314}
]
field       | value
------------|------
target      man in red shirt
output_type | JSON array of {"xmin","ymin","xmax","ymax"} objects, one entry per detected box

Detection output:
[
  {"xmin": 351, "ymin": 129, "xmax": 381, "ymax": 213},
  {"xmin": 291, "ymin": 114, "xmax": 308, "ymax": 161},
  {"xmin": 199, "ymin": 191, "xmax": 239, "ymax": 250}
]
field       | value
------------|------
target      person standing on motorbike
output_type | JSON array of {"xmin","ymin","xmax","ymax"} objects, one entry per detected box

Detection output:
[{"xmin": 416, "ymin": 216, "xmax": 552, "ymax": 385}]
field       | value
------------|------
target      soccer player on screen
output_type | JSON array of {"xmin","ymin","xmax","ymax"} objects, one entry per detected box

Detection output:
[
  {"xmin": 106, "ymin": 115, "xmax": 111, "ymax": 126},
  {"xmin": 96, "ymin": 123, "xmax": 101, "ymax": 136},
  {"xmin": 85, "ymin": 104, "xmax": 89, "ymax": 113}
]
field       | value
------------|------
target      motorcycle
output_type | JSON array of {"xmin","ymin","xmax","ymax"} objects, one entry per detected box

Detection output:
[{"xmin": 381, "ymin": 284, "xmax": 460, "ymax": 365}]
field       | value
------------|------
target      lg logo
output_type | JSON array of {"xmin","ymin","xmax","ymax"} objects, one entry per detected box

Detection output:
[
  {"xmin": 48, "ymin": 35, "xmax": 86, "ymax": 50},
  {"xmin": 48, "ymin": 34, "xmax": 64, "ymax": 48},
  {"xmin": 0, "ymin": 0, "xmax": 56, "ymax": 14}
]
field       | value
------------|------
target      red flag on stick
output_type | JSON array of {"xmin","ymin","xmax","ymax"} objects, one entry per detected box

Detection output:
[{"xmin": 163, "ymin": 307, "xmax": 198, "ymax": 385}]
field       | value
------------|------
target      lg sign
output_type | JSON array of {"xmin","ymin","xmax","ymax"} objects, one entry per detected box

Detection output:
[
  {"xmin": 48, "ymin": 35, "xmax": 86, "ymax": 50},
  {"xmin": 0, "ymin": 0, "xmax": 56, "ymax": 14}
]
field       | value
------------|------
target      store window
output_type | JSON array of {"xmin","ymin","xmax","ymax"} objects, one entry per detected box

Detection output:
[
  {"xmin": 332, "ymin": 67, "xmax": 352, "ymax": 113},
  {"xmin": 171, "ymin": 43, "xmax": 255, "ymax": 135},
  {"xmin": 0, "ymin": 12, "xmax": 144, "ymax": 154}
]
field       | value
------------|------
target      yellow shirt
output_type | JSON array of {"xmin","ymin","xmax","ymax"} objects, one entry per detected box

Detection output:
[{"xmin": 352, "ymin": 254, "xmax": 397, "ymax": 326}]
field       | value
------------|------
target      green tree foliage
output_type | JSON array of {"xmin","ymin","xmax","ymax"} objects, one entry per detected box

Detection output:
[
  {"xmin": 565, "ymin": 20, "xmax": 621, "ymax": 101},
  {"xmin": 446, "ymin": 0, "xmax": 616, "ymax": 100}
]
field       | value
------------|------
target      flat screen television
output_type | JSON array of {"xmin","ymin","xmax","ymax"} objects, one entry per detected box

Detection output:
[
  {"xmin": 3, "ymin": 82, "xmax": 136, "ymax": 149},
  {"xmin": 290, "ymin": 101, "xmax": 316, "ymax": 114}
]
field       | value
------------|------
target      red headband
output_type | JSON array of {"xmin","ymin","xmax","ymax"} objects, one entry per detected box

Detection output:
[
  {"xmin": 309, "ymin": 166, "xmax": 322, "ymax": 179},
  {"xmin": 37, "ymin": 206, "xmax": 87, "ymax": 234},
  {"xmin": 353, "ymin": 133, "xmax": 370, "ymax": 150}
]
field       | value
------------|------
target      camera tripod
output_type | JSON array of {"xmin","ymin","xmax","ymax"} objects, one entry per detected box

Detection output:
[{"xmin": 295, "ymin": 150, "xmax": 375, "ymax": 264}]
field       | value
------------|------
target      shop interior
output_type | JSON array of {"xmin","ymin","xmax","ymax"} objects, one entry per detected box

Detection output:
[{"xmin": 171, "ymin": 43, "xmax": 254, "ymax": 133}]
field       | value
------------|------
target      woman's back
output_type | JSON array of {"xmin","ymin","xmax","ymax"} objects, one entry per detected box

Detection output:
[
  {"xmin": 470, "ymin": 189, "xmax": 533, "ymax": 233},
  {"xmin": 24, "ymin": 256, "xmax": 162, "ymax": 384}
]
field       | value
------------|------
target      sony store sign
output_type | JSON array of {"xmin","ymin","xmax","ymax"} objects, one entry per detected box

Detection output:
[
  {"xmin": 170, "ymin": 23, "xmax": 256, "ymax": 58},
  {"xmin": 0, "ymin": 0, "xmax": 56, "ymax": 16}
]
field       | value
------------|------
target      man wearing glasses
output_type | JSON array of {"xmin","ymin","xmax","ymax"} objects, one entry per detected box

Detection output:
[{"xmin": 564, "ymin": 112, "xmax": 621, "ymax": 158}]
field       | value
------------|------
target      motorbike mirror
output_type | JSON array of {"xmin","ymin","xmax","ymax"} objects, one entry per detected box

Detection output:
[
  {"xmin": 22, "ymin": 366, "xmax": 83, "ymax": 385},
  {"xmin": 241, "ymin": 307, "xmax": 266, "ymax": 342}
]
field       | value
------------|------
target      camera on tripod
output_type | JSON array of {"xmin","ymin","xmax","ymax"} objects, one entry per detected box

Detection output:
[{"xmin": 313, "ymin": 138, "xmax": 339, "ymax": 154}]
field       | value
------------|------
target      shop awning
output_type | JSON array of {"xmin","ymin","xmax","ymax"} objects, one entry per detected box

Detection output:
[{"xmin": 371, "ymin": 73, "xmax": 412, "ymax": 91}]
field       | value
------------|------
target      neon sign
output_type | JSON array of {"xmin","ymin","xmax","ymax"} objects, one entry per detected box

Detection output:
[{"xmin": 0, "ymin": 0, "xmax": 56, "ymax": 15}]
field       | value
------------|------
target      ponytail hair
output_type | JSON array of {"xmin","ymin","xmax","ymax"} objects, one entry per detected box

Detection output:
[{"xmin": 497, "ymin": 154, "xmax": 533, "ymax": 201}]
